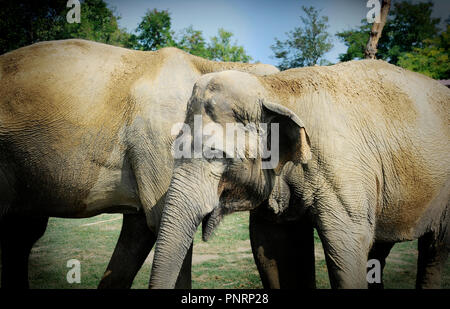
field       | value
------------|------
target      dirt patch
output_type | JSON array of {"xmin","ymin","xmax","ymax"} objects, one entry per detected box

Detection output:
[{"xmin": 193, "ymin": 254, "xmax": 221, "ymax": 265}]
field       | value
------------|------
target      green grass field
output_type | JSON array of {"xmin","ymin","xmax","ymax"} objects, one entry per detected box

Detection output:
[{"xmin": 16, "ymin": 212, "xmax": 449, "ymax": 289}]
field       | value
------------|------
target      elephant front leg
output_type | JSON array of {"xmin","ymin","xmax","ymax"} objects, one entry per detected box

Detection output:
[
  {"xmin": 98, "ymin": 213, "xmax": 193, "ymax": 289},
  {"xmin": 0, "ymin": 214, "xmax": 49, "ymax": 288},
  {"xmin": 317, "ymin": 214, "xmax": 373, "ymax": 289},
  {"xmin": 98, "ymin": 214, "xmax": 155, "ymax": 289},
  {"xmin": 249, "ymin": 209, "xmax": 316, "ymax": 289}
]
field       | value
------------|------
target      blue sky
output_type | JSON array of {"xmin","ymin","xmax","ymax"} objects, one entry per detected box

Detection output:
[{"xmin": 105, "ymin": 0, "xmax": 450, "ymax": 66}]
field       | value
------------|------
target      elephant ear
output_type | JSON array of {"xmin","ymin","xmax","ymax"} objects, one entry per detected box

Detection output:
[{"xmin": 261, "ymin": 100, "xmax": 312, "ymax": 174}]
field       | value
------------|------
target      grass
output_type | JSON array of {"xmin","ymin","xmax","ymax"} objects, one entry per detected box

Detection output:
[{"xmin": 12, "ymin": 212, "xmax": 449, "ymax": 289}]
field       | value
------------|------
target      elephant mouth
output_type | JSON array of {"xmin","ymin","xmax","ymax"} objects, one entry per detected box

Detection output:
[
  {"xmin": 201, "ymin": 197, "xmax": 262, "ymax": 241},
  {"xmin": 201, "ymin": 207, "xmax": 224, "ymax": 241}
]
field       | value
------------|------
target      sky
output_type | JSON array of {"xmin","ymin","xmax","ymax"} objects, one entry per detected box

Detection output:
[{"xmin": 105, "ymin": 0, "xmax": 450, "ymax": 66}]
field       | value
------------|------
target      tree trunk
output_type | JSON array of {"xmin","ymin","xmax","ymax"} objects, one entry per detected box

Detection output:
[{"xmin": 365, "ymin": 0, "xmax": 391, "ymax": 59}]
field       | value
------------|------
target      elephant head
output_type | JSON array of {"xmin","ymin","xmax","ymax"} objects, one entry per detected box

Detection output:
[{"xmin": 149, "ymin": 71, "xmax": 311, "ymax": 288}]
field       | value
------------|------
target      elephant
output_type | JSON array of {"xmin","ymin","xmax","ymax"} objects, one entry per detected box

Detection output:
[
  {"xmin": 0, "ymin": 39, "xmax": 279, "ymax": 288},
  {"xmin": 250, "ymin": 173, "xmax": 436, "ymax": 289},
  {"xmin": 149, "ymin": 59, "xmax": 450, "ymax": 289}
]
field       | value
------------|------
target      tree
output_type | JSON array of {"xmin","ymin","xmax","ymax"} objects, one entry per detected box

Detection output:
[
  {"xmin": 0, "ymin": 0, "xmax": 132, "ymax": 54},
  {"xmin": 271, "ymin": 6, "xmax": 333, "ymax": 70},
  {"xmin": 207, "ymin": 28, "xmax": 252, "ymax": 62},
  {"xmin": 65, "ymin": 0, "xmax": 131, "ymax": 46},
  {"xmin": 335, "ymin": 22, "xmax": 371, "ymax": 61},
  {"xmin": 175, "ymin": 25, "xmax": 209, "ymax": 59},
  {"xmin": 365, "ymin": 0, "xmax": 391, "ymax": 59},
  {"xmin": 134, "ymin": 9, "xmax": 176, "ymax": 51},
  {"xmin": 397, "ymin": 25, "xmax": 450, "ymax": 79},
  {"xmin": 0, "ymin": 0, "xmax": 65, "ymax": 53},
  {"xmin": 132, "ymin": 11, "xmax": 252, "ymax": 61},
  {"xmin": 0, "ymin": 2, "xmax": 253, "ymax": 63},
  {"xmin": 383, "ymin": 1, "xmax": 440, "ymax": 64},
  {"xmin": 149, "ymin": 23, "xmax": 252, "ymax": 62},
  {"xmin": 337, "ymin": 1, "xmax": 441, "ymax": 64}
]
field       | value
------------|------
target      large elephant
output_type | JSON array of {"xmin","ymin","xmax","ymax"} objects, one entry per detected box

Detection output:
[
  {"xmin": 149, "ymin": 60, "xmax": 450, "ymax": 289},
  {"xmin": 250, "ymin": 173, "xmax": 436, "ymax": 289},
  {"xmin": 0, "ymin": 39, "xmax": 278, "ymax": 288}
]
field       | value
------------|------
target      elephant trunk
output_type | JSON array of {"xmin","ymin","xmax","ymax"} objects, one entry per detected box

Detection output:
[{"xmin": 150, "ymin": 160, "xmax": 221, "ymax": 289}]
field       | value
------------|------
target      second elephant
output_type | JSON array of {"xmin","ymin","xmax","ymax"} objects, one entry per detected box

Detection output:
[
  {"xmin": 0, "ymin": 39, "xmax": 278, "ymax": 288},
  {"xmin": 250, "ymin": 172, "xmax": 443, "ymax": 288},
  {"xmin": 150, "ymin": 60, "xmax": 450, "ymax": 289}
]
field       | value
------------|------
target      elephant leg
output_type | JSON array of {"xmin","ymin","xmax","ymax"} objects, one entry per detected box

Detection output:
[
  {"xmin": 416, "ymin": 231, "xmax": 449, "ymax": 289},
  {"xmin": 0, "ymin": 214, "xmax": 49, "ymax": 288},
  {"xmin": 98, "ymin": 214, "xmax": 155, "ymax": 289},
  {"xmin": 98, "ymin": 213, "xmax": 193, "ymax": 289},
  {"xmin": 249, "ymin": 210, "xmax": 316, "ymax": 289},
  {"xmin": 367, "ymin": 242, "xmax": 394, "ymax": 289},
  {"xmin": 317, "ymin": 216, "xmax": 372, "ymax": 289}
]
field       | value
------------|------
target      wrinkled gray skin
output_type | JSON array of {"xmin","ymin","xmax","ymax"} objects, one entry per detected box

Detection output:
[
  {"xmin": 0, "ymin": 39, "xmax": 278, "ymax": 288},
  {"xmin": 150, "ymin": 61, "xmax": 450, "ymax": 289},
  {"xmin": 252, "ymin": 174, "xmax": 436, "ymax": 289}
]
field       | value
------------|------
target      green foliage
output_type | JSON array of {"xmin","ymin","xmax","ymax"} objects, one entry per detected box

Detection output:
[
  {"xmin": 130, "ymin": 10, "xmax": 252, "ymax": 62},
  {"xmin": 174, "ymin": 25, "xmax": 210, "ymax": 59},
  {"xmin": 207, "ymin": 28, "xmax": 252, "ymax": 62},
  {"xmin": 397, "ymin": 25, "xmax": 450, "ymax": 79},
  {"xmin": 173, "ymin": 26, "xmax": 252, "ymax": 62},
  {"xmin": 0, "ymin": 0, "xmax": 132, "ymax": 54},
  {"xmin": 0, "ymin": 0, "xmax": 64, "ymax": 53},
  {"xmin": 271, "ymin": 6, "xmax": 333, "ymax": 70},
  {"xmin": 336, "ymin": 1, "xmax": 442, "ymax": 65},
  {"xmin": 382, "ymin": 1, "xmax": 441, "ymax": 64},
  {"xmin": 66, "ymin": 0, "xmax": 132, "ymax": 46},
  {"xmin": 134, "ymin": 9, "xmax": 176, "ymax": 51},
  {"xmin": 335, "ymin": 21, "xmax": 371, "ymax": 61},
  {"xmin": 0, "ymin": 1, "xmax": 252, "ymax": 63}
]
